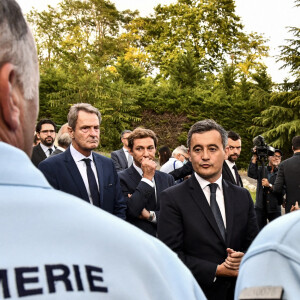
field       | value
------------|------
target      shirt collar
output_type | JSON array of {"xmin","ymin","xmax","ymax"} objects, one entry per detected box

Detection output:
[
  {"xmin": 40, "ymin": 142, "xmax": 54, "ymax": 153},
  {"xmin": 225, "ymin": 159, "xmax": 235, "ymax": 169},
  {"xmin": 194, "ymin": 172, "xmax": 223, "ymax": 192},
  {"xmin": 133, "ymin": 162, "xmax": 143, "ymax": 177},
  {"xmin": 70, "ymin": 144, "xmax": 94, "ymax": 162}
]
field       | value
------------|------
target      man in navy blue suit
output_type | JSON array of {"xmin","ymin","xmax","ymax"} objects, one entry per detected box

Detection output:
[
  {"xmin": 39, "ymin": 103, "xmax": 126, "ymax": 219},
  {"xmin": 158, "ymin": 120, "xmax": 258, "ymax": 300},
  {"xmin": 118, "ymin": 128, "xmax": 174, "ymax": 236}
]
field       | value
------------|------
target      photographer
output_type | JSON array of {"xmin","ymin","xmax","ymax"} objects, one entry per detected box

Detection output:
[{"xmin": 248, "ymin": 148, "xmax": 284, "ymax": 231}]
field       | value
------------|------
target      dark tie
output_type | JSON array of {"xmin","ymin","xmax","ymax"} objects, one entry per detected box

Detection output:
[
  {"xmin": 48, "ymin": 148, "xmax": 53, "ymax": 156},
  {"xmin": 232, "ymin": 165, "xmax": 240, "ymax": 186},
  {"xmin": 209, "ymin": 183, "xmax": 226, "ymax": 241},
  {"xmin": 82, "ymin": 158, "xmax": 100, "ymax": 207}
]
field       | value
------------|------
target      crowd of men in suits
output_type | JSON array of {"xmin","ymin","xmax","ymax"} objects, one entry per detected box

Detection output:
[
  {"xmin": 29, "ymin": 98, "xmax": 300, "ymax": 300},
  {"xmin": 2, "ymin": 1, "xmax": 300, "ymax": 299}
]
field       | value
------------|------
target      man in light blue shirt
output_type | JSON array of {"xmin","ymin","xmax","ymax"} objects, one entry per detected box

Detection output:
[
  {"xmin": 0, "ymin": 1, "xmax": 206, "ymax": 299},
  {"xmin": 235, "ymin": 211, "xmax": 300, "ymax": 300}
]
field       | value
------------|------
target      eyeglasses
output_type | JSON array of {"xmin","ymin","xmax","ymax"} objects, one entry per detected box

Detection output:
[
  {"xmin": 40, "ymin": 130, "xmax": 55, "ymax": 134},
  {"xmin": 180, "ymin": 154, "xmax": 189, "ymax": 160}
]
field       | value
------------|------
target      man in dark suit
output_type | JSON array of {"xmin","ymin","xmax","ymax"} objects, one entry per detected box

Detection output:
[
  {"xmin": 169, "ymin": 131, "xmax": 243, "ymax": 187},
  {"xmin": 31, "ymin": 119, "xmax": 56, "ymax": 167},
  {"xmin": 158, "ymin": 119, "xmax": 258, "ymax": 300},
  {"xmin": 274, "ymin": 135, "xmax": 300, "ymax": 213},
  {"xmin": 39, "ymin": 103, "xmax": 126, "ymax": 219},
  {"xmin": 111, "ymin": 130, "xmax": 132, "ymax": 172},
  {"xmin": 119, "ymin": 128, "xmax": 174, "ymax": 236},
  {"xmin": 222, "ymin": 131, "xmax": 243, "ymax": 187}
]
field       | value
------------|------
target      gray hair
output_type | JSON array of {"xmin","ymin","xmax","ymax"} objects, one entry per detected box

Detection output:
[
  {"xmin": 68, "ymin": 103, "xmax": 102, "ymax": 130},
  {"xmin": 187, "ymin": 119, "xmax": 228, "ymax": 149},
  {"xmin": 0, "ymin": 0, "xmax": 39, "ymax": 101},
  {"xmin": 57, "ymin": 132, "xmax": 72, "ymax": 148},
  {"xmin": 172, "ymin": 145, "xmax": 188, "ymax": 157}
]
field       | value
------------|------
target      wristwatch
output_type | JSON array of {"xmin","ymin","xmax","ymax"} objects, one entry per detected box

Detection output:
[{"xmin": 148, "ymin": 211, "xmax": 155, "ymax": 222}]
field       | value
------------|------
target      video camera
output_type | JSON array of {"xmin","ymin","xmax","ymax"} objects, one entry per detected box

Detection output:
[{"xmin": 252, "ymin": 135, "xmax": 275, "ymax": 161}]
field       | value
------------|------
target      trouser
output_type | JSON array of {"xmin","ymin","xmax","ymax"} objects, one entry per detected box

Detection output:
[{"xmin": 255, "ymin": 207, "xmax": 281, "ymax": 231}]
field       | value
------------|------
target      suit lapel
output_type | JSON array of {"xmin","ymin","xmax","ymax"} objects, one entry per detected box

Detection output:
[
  {"xmin": 154, "ymin": 172, "xmax": 162, "ymax": 210},
  {"xmin": 223, "ymin": 161, "xmax": 236, "ymax": 185},
  {"xmin": 93, "ymin": 153, "xmax": 104, "ymax": 206},
  {"xmin": 189, "ymin": 175, "xmax": 226, "ymax": 244},
  {"xmin": 119, "ymin": 149, "xmax": 128, "ymax": 169},
  {"xmin": 64, "ymin": 147, "xmax": 89, "ymax": 201},
  {"xmin": 37, "ymin": 143, "xmax": 47, "ymax": 160},
  {"xmin": 223, "ymin": 179, "xmax": 234, "ymax": 246},
  {"xmin": 128, "ymin": 165, "xmax": 142, "ymax": 186}
]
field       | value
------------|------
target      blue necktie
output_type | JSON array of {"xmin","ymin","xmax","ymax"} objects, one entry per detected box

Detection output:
[
  {"xmin": 82, "ymin": 158, "xmax": 100, "ymax": 207},
  {"xmin": 209, "ymin": 183, "xmax": 226, "ymax": 241}
]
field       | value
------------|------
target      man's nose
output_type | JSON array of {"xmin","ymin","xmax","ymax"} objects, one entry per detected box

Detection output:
[{"xmin": 202, "ymin": 149, "xmax": 210, "ymax": 160}]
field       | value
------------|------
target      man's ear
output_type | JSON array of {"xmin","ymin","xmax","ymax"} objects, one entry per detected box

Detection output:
[
  {"xmin": 224, "ymin": 146, "xmax": 229, "ymax": 159},
  {"xmin": 68, "ymin": 125, "xmax": 74, "ymax": 139},
  {"xmin": 0, "ymin": 63, "xmax": 20, "ymax": 131}
]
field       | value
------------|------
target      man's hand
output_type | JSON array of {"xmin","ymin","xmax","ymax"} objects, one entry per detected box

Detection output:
[
  {"xmin": 251, "ymin": 147, "xmax": 258, "ymax": 163},
  {"xmin": 216, "ymin": 248, "xmax": 244, "ymax": 277},
  {"xmin": 224, "ymin": 248, "xmax": 244, "ymax": 270},
  {"xmin": 216, "ymin": 263, "xmax": 238, "ymax": 277},
  {"xmin": 291, "ymin": 201, "xmax": 300, "ymax": 212},
  {"xmin": 262, "ymin": 178, "xmax": 270, "ymax": 187},
  {"xmin": 141, "ymin": 157, "xmax": 156, "ymax": 181},
  {"xmin": 139, "ymin": 208, "xmax": 150, "ymax": 220}
]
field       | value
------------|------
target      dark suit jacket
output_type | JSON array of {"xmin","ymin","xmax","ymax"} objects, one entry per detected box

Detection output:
[
  {"xmin": 38, "ymin": 147, "xmax": 126, "ymax": 219},
  {"xmin": 111, "ymin": 149, "xmax": 128, "ymax": 172},
  {"xmin": 274, "ymin": 152, "xmax": 300, "ymax": 213},
  {"xmin": 158, "ymin": 174, "xmax": 258, "ymax": 300},
  {"xmin": 222, "ymin": 161, "xmax": 243, "ymax": 187},
  {"xmin": 50, "ymin": 148, "xmax": 64, "ymax": 156},
  {"xmin": 31, "ymin": 143, "xmax": 47, "ymax": 167},
  {"xmin": 118, "ymin": 165, "xmax": 175, "ymax": 236}
]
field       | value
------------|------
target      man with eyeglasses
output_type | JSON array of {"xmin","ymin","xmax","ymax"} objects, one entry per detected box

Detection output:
[
  {"xmin": 222, "ymin": 131, "xmax": 243, "ymax": 187},
  {"xmin": 248, "ymin": 148, "xmax": 284, "ymax": 230},
  {"xmin": 31, "ymin": 119, "xmax": 56, "ymax": 167}
]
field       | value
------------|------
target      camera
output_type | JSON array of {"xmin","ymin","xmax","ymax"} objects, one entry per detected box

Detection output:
[{"xmin": 252, "ymin": 135, "xmax": 275, "ymax": 161}]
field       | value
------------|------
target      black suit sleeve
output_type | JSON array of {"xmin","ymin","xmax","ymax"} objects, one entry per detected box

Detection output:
[
  {"xmin": 38, "ymin": 160, "xmax": 59, "ymax": 189},
  {"xmin": 242, "ymin": 189, "xmax": 259, "ymax": 251},
  {"xmin": 247, "ymin": 161, "xmax": 259, "ymax": 179},
  {"xmin": 273, "ymin": 163, "xmax": 285, "ymax": 193},
  {"xmin": 158, "ymin": 189, "xmax": 218, "ymax": 285},
  {"xmin": 119, "ymin": 177, "xmax": 155, "ymax": 218},
  {"xmin": 109, "ymin": 162, "xmax": 127, "ymax": 220},
  {"xmin": 169, "ymin": 161, "xmax": 193, "ymax": 181}
]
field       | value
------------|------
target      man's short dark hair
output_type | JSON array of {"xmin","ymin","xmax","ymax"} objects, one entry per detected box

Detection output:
[
  {"xmin": 36, "ymin": 119, "xmax": 57, "ymax": 133},
  {"xmin": 227, "ymin": 131, "xmax": 241, "ymax": 141},
  {"xmin": 128, "ymin": 128, "xmax": 158, "ymax": 150},
  {"xmin": 121, "ymin": 130, "xmax": 132, "ymax": 140},
  {"xmin": 292, "ymin": 136, "xmax": 300, "ymax": 150},
  {"xmin": 187, "ymin": 119, "xmax": 228, "ymax": 149}
]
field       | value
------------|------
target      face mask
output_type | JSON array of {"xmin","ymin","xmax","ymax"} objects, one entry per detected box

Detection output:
[{"xmin": 183, "ymin": 159, "xmax": 188, "ymax": 165}]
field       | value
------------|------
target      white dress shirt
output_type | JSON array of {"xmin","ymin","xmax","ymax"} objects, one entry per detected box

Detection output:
[
  {"xmin": 225, "ymin": 160, "xmax": 238, "ymax": 184},
  {"xmin": 194, "ymin": 173, "xmax": 226, "ymax": 228},
  {"xmin": 70, "ymin": 144, "xmax": 99, "ymax": 204},
  {"xmin": 40, "ymin": 142, "xmax": 55, "ymax": 157}
]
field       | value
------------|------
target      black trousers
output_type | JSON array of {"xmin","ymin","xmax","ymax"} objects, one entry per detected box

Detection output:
[{"xmin": 255, "ymin": 207, "xmax": 281, "ymax": 231}]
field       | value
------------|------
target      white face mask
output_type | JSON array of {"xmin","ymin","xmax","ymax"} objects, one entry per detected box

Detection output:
[{"xmin": 182, "ymin": 159, "xmax": 188, "ymax": 165}]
